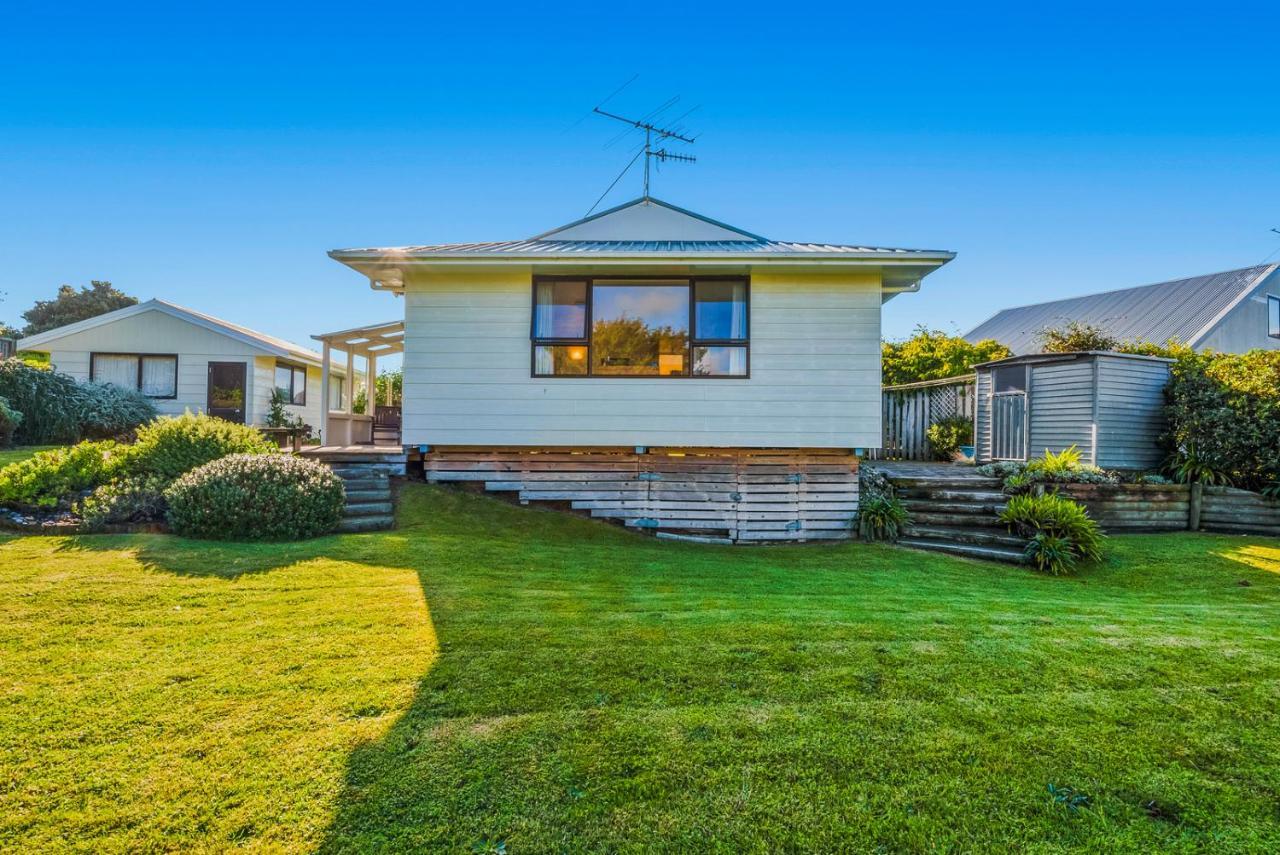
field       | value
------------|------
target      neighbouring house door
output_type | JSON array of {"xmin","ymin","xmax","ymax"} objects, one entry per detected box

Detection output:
[
  {"xmin": 990, "ymin": 365, "xmax": 1028, "ymax": 461},
  {"xmin": 207, "ymin": 362, "xmax": 247, "ymax": 424}
]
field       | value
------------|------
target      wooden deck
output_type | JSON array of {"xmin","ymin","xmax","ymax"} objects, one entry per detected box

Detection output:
[{"xmin": 425, "ymin": 447, "xmax": 859, "ymax": 544}]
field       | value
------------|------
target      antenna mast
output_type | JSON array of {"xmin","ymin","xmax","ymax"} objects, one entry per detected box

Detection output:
[{"xmin": 593, "ymin": 106, "xmax": 697, "ymax": 197}]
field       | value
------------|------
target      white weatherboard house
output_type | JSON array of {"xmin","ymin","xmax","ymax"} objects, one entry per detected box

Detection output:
[
  {"xmin": 17, "ymin": 299, "xmax": 349, "ymax": 436},
  {"xmin": 324, "ymin": 196, "xmax": 953, "ymax": 542}
]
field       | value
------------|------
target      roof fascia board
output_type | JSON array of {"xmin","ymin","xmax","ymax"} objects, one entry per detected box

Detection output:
[{"xmin": 330, "ymin": 252, "xmax": 955, "ymax": 266}]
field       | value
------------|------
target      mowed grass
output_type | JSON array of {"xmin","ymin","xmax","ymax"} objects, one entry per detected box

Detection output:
[
  {"xmin": 0, "ymin": 445, "xmax": 59, "ymax": 467},
  {"xmin": 2, "ymin": 484, "xmax": 1279, "ymax": 852}
]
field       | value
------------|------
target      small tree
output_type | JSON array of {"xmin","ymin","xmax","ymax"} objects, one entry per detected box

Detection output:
[
  {"xmin": 21, "ymin": 281, "xmax": 138, "ymax": 336},
  {"xmin": 1037, "ymin": 321, "xmax": 1118, "ymax": 353},
  {"xmin": 881, "ymin": 326, "xmax": 1011, "ymax": 385}
]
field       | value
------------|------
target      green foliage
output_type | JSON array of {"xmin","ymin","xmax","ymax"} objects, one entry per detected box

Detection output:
[
  {"xmin": 19, "ymin": 280, "xmax": 138, "ymax": 336},
  {"xmin": 857, "ymin": 494, "xmax": 909, "ymax": 542},
  {"xmin": 999, "ymin": 493, "xmax": 1104, "ymax": 574},
  {"xmin": 980, "ymin": 446, "xmax": 1117, "ymax": 493},
  {"xmin": 165, "ymin": 454, "xmax": 345, "ymax": 541},
  {"xmin": 1156, "ymin": 349, "xmax": 1280, "ymax": 492},
  {"xmin": 881, "ymin": 326, "xmax": 1011, "ymax": 386},
  {"xmin": 0, "ymin": 396, "xmax": 21, "ymax": 447},
  {"xmin": 74, "ymin": 475, "xmax": 168, "ymax": 529},
  {"xmin": 0, "ymin": 358, "xmax": 155, "ymax": 444},
  {"xmin": 0, "ymin": 441, "xmax": 127, "ymax": 510},
  {"xmin": 266, "ymin": 388, "xmax": 306, "ymax": 431},
  {"xmin": 353, "ymin": 369, "xmax": 403, "ymax": 415},
  {"xmin": 1036, "ymin": 321, "xmax": 1119, "ymax": 353},
  {"xmin": 925, "ymin": 416, "xmax": 973, "ymax": 461},
  {"xmin": 128, "ymin": 412, "xmax": 276, "ymax": 481}
]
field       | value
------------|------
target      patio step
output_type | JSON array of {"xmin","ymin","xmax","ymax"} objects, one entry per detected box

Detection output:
[
  {"xmin": 345, "ymin": 488, "xmax": 391, "ymax": 503},
  {"xmin": 901, "ymin": 498, "xmax": 1006, "ymax": 515},
  {"xmin": 338, "ymin": 514, "xmax": 395, "ymax": 533},
  {"xmin": 345, "ymin": 501, "xmax": 394, "ymax": 517},
  {"xmin": 896, "ymin": 488, "xmax": 1008, "ymax": 503},
  {"xmin": 887, "ymin": 476, "xmax": 1003, "ymax": 490},
  {"xmin": 329, "ymin": 464, "xmax": 402, "ymax": 479},
  {"xmin": 906, "ymin": 511, "xmax": 1006, "ymax": 528},
  {"xmin": 898, "ymin": 537, "xmax": 1028, "ymax": 564},
  {"xmin": 904, "ymin": 525, "xmax": 1027, "ymax": 549}
]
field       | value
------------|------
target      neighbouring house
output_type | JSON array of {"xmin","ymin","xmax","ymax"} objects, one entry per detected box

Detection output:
[
  {"xmin": 972, "ymin": 351, "xmax": 1173, "ymax": 468},
  {"xmin": 16, "ymin": 299, "xmax": 349, "ymax": 437},
  {"xmin": 965, "ymin": 263, "xmax": 1280, "ymax": 355},
  {"xmin": 321, "ymin": 195, "xmax": 954, "ymax": 542}
]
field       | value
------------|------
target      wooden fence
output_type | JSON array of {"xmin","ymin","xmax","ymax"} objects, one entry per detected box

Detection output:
[{"xmin": 866, "ymin": 375, "xmax": 976, "ymax": 461}]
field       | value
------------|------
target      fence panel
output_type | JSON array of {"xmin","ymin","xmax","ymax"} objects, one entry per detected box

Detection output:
[{"xmin": 866, "ymin": 375, "xmax": 976, "ymax": 461}]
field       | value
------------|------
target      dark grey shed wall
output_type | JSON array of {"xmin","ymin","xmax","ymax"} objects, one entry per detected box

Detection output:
[
  {"xmin": 1094, "ymin": 355, "xmax": 1170, "ymax": 470},
  {"xmin": 1028, "ymin": 361, "xmax": 1095, "ymax": 464},
  {"xmin": 974, "ymin": 353, "xmax": 1171, "ymax": 469}
]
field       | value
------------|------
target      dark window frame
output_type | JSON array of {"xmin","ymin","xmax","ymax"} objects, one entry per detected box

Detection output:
[
  {"xmin": 89, "ymin": 352, "xmax": 179, "ymax": 399},
  {"xmin": 275, "ymin": 360, "xmax": 308, "ymax": 406},
  {"xmin": 1269, "ymin": 294, "xmax": 1280, "ymax": 340},
  {"xmin": 530, "ymin": 275, "xmax": 750, "ymax": 379}
]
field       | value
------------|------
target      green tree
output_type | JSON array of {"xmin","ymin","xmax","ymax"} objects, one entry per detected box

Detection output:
[
  {"xmin": 881, "ymin": 326, "xmax": 1011, "ymax": 386},
  {"xmin": 1037, "ymin": 321, "xmax": 1119, "ymax": 353},
  {"xmin": 21, "ymin": 281, "xmax": 138, "ymax": 336}
]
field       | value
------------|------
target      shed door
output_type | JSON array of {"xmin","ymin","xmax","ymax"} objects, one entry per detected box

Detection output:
[{"xmin": 991, "ymin": 365, "xmax": 1027, "ymax": 461}]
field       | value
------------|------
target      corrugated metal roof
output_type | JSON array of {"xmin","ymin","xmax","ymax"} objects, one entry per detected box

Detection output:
[
  {"xmin": 331, "ymin": 239, "xmax": 946, "ymax": 258},
  {"xmin": 964, "ymin": 264, "xmax": 1280, "ymax": 354}
]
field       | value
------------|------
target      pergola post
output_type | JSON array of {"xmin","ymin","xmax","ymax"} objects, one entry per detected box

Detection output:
[
  {"xmin": 345, "ymin": 348, "xmax": 355, "ymax": 415},
  {"xmin": 320, "ymin": 341, "xmax": 331, "ymax": 443},
  {"xmin": 366, "ymin": 353, "xmax": 377, "ymax": 418}
]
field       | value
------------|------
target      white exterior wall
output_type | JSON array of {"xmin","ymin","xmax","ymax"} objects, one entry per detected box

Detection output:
[
  {"xmin": 400, "ymin": 267, "xmax": 882, "ymax": 448},
  {"xmin": 1197, "ymin": 278, "xmax": 1280, "ymax": 353},
  {"xmin": 30, "ymin": 308, "xmax": 316, "ymax": 429}
]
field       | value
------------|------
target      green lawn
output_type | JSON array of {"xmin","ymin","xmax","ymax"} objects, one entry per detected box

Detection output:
[
  {"xmin": 2, "ymin": 484, "xmax": 1279, "ymax": 852},
  {"xmin": 0, "ymin": 445, "xmax": 58, "ymax": 467}
]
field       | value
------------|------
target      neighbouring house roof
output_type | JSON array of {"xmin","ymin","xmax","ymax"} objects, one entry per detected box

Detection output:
[
  {"xmin": 965, "ymin": 263, "xmax": 1280, "ymax": 354},
  {"xmin": 17, "ymin": 299, "xmax": 333, "ymax": 368},
  {"xmin": 329, "ymin": 196, "xmax": 955, "ymax": 292}
]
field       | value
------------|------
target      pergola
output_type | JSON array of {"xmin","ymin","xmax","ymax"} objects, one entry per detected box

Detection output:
[{"xmin": 312, "ymin": 320, "xmax": 404, "ymax": 446}]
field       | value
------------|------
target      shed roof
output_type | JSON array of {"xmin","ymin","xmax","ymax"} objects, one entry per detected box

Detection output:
[
  {"xmin": 972, "ymin": 350, "xmax": 1175, "ymax": 370},
  {"xmin": 17, "ymin": 299, "xmax": 330, "ymax": 367},
  {"xmin": 964, "ymin": 264, "xmax": 1280, "ymax": 354}
]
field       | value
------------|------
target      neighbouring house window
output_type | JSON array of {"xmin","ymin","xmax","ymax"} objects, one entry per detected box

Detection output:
[
  {"xmin": 89, "ymin": 353, "xmax": 178, "ymax": 398},
  {"xmin": 275, "ymin": 362, "xmax": 307, "ymax": 406},
  {"xmin": 531, "ymin": 277, "xmax": 749, "ymax": 377},
  {"xmin": 1269, "ymin": 295, "xmax": 1280, "ymax": 339},
  {"xmin": 328, "ymin": 375, "xmax": 345, "ymax": 410}
]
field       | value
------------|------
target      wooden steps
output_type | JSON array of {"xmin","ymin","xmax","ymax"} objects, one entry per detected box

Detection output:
[
  {"xmin": 425, "ymin": 448, "xmax": 859, "ymax": 544},
  {"xmin": 878, "ymin": 469, "xmax": 1029, "ymax": 564},
  {"xmin": 297, "ymin": 449, "xmax": 405, "ymax": 533}
]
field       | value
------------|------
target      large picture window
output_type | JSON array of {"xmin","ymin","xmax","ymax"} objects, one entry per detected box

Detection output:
[
  {"xmin": 90, "ymin": 353, "xmax": 178, "ymax": 399},
  {"xmin": 532, "ymin": 277, "xmax": 748, "ymax": 378},
  {"xmin": 1269, "ymin": 295, "xmax": 1279, "ymax": 339},
  {"xmin": 275, "ymin": 361, "xmax": 308, "ymax": 405}
]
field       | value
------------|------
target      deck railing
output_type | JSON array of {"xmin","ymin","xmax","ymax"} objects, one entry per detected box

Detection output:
[{"xmin": 864, "ymin": 375, "xmax": 976, "ymax": 461}]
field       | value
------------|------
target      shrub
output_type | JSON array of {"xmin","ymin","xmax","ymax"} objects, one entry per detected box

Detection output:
[
  {"xmin": 165, "ymin": 454, "xmax": 345, "ymax": 541},
  {"xmin": 857, "ymin": 495, "xmax": 909, "ymax": 542},
  {"xmin": 0, "ymin": 358, "xmax": 155, "ymax": 444},
  {"xmin": 129, "ymin": 412, "xmax": 276, "ymax": 481},
  {"xmin": 0, "ymin": 396, "xmax": 21, "ymax": 447},
  {"xmin": 985, "ymin": 446, "xmax": 1118, "ymax": 494},
  {"xmin": 75, "ymin": 475, "xmax": 169, "ymax": 529},
  {"xmin": 1037, "ymin": 321, "xmax": 1119, "ymax": 353},
  {"xmin": 926, "ymin": 416, "xmax": 973, "ymax": 461},
  {"xmin": 73, "ymin": 381, "xmax": 157, "ymax": 439},
  {"xmin": 882, "ymin": 326, "xmax": 1011, "ymax": 385},
  {"xmin": 999, "ymin": 493, "xmax": 1104, "ymax": 575},
  {"xmin": 0, "ymin": 441, "xmax": 128, "ymax": 510}
]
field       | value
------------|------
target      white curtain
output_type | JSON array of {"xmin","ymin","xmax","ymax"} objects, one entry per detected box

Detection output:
[
  {"xmin": 140, "ymin": 356, "xmax": 177, "ymax": 397},
  {"xmin": 729, "ymin": 281, "xmax": 747, "ymax": 339},
  {"xmin": 727, "ymin": 345, "xmax": 747, "ymax": 376},
  {"xmin": 534, "ymin": 345, "xmax": 554, "ymax": 375},
  {"xmin": 93, "ymin": 355, "xmax": 138, "ymax": 389},
  {"xmin": 534, "ymin": 282, "xmax": 555, "ymax": 337},
  {"xmin": 329, "ymin": 376, "xmax": 344, "ymax": 410}
]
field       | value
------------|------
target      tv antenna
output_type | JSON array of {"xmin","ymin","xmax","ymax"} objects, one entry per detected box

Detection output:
[{"xmin": 592, "ymin": 104, "xmax": 697, "ymax": 199}]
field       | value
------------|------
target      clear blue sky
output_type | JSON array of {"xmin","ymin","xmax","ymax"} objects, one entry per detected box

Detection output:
[{"xmin": 3, "ymin": 1, "xmax": 1278, "ymax": 348}]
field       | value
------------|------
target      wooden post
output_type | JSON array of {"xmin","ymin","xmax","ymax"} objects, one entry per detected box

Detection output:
[
  {"xmin": 366, "ymin": 353, "xmax": 377, "ymax": 422},
  {"xmin": 320, "ymin": 341, "xmax": 330, "ymax": 445},
  {"xmin": 345, "ymin": 348, "xmax": 355, "ymax": 415},
  {"xmin": 1188, "ymin": 481, "xmax": 1203, "ymax": 531}
]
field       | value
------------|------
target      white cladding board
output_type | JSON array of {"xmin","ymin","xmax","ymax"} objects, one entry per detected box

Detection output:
[
  {"xmin": 400, "ymin": 267, "xmax": 882, "ymax": 448},
  {"xmin": 27, "ymin": 307, "xmax": 315, "ymax": 427}
]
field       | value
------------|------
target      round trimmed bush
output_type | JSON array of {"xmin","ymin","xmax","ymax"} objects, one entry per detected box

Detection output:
[
  {"xmin": 165, "ymin": 454, "xmax": 345, "ymax": 541},
  {"xmin": 130, "ymin": 412, "xmax": 276, "ymax": 481}
]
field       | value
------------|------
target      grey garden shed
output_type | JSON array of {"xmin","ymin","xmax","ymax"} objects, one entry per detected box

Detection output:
[{"xmin": 973, "ymin": 351, "xmax": 1173, "ymax": 470}]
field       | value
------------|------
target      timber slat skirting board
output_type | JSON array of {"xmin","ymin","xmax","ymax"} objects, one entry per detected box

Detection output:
[{"xmin": 425, "ymin": 447, "xmax": 859, "ymax": 544}]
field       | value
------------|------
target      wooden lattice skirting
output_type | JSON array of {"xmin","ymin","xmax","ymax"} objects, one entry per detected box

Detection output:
[{"xmin": 424, "ymin": 447, "xmax": 859, "ymax": 544}]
